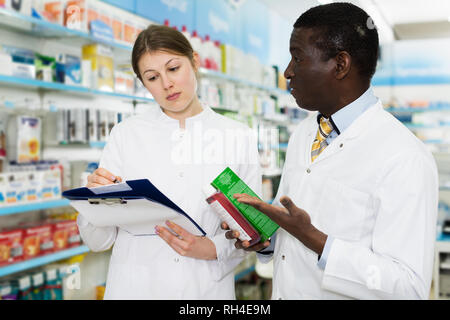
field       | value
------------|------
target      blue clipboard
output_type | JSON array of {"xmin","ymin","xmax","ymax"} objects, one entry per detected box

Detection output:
[{"xmin": 62, "ymin": 179, "xmax": 206, "ymax": 236}]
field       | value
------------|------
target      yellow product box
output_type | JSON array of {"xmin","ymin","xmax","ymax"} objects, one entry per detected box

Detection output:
[{"xmin": 82, "ymin": 44, "xmax": 114, "ymax": 92}]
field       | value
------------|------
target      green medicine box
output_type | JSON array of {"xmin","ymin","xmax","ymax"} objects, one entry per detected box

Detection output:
[{"xmin": 211, "ymin": 167, "xmax": 279, "ymax": 241}]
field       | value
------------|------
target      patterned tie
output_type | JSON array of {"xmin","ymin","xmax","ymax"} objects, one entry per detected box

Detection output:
[{"xmin": 311, "ymin": 116, "xmax": 334, "ymax": 162}]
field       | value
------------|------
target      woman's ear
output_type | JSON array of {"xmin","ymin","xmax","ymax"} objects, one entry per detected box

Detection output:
[
  {"xmin": 192, "ymin": 51, "xmax": 201, "ymax": 71},
  {"xmin": 335, "ymin": 51, "xmax": 351, "ymax": 80}
]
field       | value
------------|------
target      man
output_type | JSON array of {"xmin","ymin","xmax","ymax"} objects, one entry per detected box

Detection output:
[{"xmin": 224, "ymin": 3, "xmax": 438, "ymax": 299}]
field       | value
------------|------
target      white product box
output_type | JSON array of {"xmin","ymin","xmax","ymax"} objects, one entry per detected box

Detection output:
[{"xmin": 87, "ymin": 108, "xmax": 98, "ymax": 142}]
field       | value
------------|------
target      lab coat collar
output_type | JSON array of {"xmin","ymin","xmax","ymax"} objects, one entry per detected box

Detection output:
[
  {"xmin": 309, "ymin": 99, "xmax": 383, "ymax": 164},
  {"xmin": 156, "ymin": 103, "xmax": 214, "ymax": 126}
]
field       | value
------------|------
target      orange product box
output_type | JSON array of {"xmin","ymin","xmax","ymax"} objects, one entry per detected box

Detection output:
[
  {"xmin": 42, "ymin": 1, "xmax": 63, "ymax": 24},
  {"xmin": 23, "ymin": 224, "xmax": 54, "ymax": 259},
  {"xmin": 52, "ymin": 220, "xmax": 81, "ymax": 251},
  {"xmin": 0, "ymin": 229, "xmax": 24, "ymax": 266},
  {"xmin": 64, "ymin": 0, "xmax": 86, "ymax": 30},
  {"xmin": 123, "ymin": 21, "xmax": 136, "ymax": 43},
  {"xmin": 112, "ymin": 17, "xmax": 123, "ymax": 41},
  {"xmin": 99, "ymin": 14, "xmax": 111, "ymax": 27},
  {"xmin": 87, "ymin": 5, "xmax": 98, "ymax": 31}
]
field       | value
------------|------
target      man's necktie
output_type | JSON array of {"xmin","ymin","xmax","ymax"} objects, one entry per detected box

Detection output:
[{"xmin": 311, "ymin": 116, "xmax": 334, "ymax": 162}]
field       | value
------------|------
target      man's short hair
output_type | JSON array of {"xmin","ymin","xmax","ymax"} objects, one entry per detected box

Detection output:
[{"xmin": 294, "ymin": 2, "xmax": 379, "ymax": 80}]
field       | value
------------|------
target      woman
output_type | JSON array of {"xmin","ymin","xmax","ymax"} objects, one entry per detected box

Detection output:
[{"xmin": 78, "ymin": 25, "xmax": 261, "ymax": 299}]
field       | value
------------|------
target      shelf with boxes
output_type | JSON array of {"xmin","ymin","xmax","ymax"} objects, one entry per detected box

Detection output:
[
  {"xmin": 0, "ymin": 6, "xmax": 133, "ymax": 53},
  {"xmin": 198, "ymin": 68, "xmax": 289, "ymax": 97},
  {"xmin": 0, "ymin": 74, "xmax": 154, "ymax": 103},
  {"xmin": 385, "ymin": 102, "xmax": 450, "ymax": 154},
  {"xmin": 0, "ymin": 244, "xmax": 89, "ymax": 278},
  {"xmin": 0, "ymin": 4, "xmax": 290, "ymax": 107},
  {"xmin": 0, "ymin": 208, "xmax": 86, "ymax": 278}
]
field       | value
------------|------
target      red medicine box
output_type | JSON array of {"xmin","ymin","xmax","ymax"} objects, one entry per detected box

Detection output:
[
  {"xmin": 53, "ymin": 220, "xmax": 81, "ymax": 251},
  {"xmin": 0, "ymin": 229, "xmax": 24, "ymax": 266},
  {"xmin": 23, "ymin": 224, "xmax": 54, "ymax": 259}
]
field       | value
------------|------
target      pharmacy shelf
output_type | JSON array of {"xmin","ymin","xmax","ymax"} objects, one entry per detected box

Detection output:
[
  {"xmin": 404, "ymin": 123, "xmax": 450, "ymax": 129},
  {"xmin": 386, "ymin": 106, "xmax": 450, "ymax": 113},
  {"xmin": 198, "ymin": 68, "xmax": 289, "ymax": 96},
  {"xmin": 0, "ymin": 7, "xmax": 132, "ymax": 53},
  {"xmin": 52, "ymin": 141, "xmax": 107, "ymax": 149},
  {"xmin": 0, "ymin": 199, "xmax": 70, "ymax": 217},
  {"xmin": 0, "ymin": 74, "xmax": 154, "ymax": 103},
  {"xmin": 0, "ymin": 245, "xmax": 90, "ymax": 278},
  {"xmin": 0, "ymin": 7, "xmax": 290, "ymax": 98}
]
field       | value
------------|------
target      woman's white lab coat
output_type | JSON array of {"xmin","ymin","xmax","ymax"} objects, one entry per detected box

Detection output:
[
  {"xmin": 262, "ymin": 100, "xmax": 438, "ymax": 299},
  {"xmin": 77, "ymin": 105, "xmax": 261, "ymax": 299}
]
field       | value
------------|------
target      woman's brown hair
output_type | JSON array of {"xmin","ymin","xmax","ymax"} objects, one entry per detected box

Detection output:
[{"xmin": 132, "ymin": 24, "xmax": 195, "ymax": 81}]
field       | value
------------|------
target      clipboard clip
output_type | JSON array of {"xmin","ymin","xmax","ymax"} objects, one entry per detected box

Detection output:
[{"xmin": 88, "ymin": 198, "xmax": 128, "ymax": 205}]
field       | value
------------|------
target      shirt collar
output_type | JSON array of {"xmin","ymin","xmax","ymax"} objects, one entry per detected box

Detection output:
[{"xmin": 318, "ymin": 87, "xmax": 378, "ymax": 135}]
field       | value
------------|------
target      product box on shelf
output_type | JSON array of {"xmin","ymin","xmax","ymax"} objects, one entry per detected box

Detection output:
[
  {"xmin": 40, "ymin": 169, "xmax": 61, "ymax": 200},
  {"xmin": 31, "ymin": 271, "xmax": 45, "ymax": 300},
  {"xmin": 111, "ymin": 15, "xmax": 123, "ymax": 41},
  {"xmin": 22, "ymin": 223, "xmax": 54, "ymax": 259},
  {"xmin": 35, "ymin": 53, "xmax": 57, "ymax": 82},
  {"xmin": 4, "ymin": 0, "xmax": 32, "ymax": 15},
  {"xmin": 0, "ymin": 229, "xmax": 24, "ymax": 266},
  {"xmin": 1, "ymin": 45, "xmax": 35, "ymax": 79},
  {"xmin": 114, "ymin": 70, "xmax": 134, "ymax": 95},
  {"xmin": 0, "ymin": 282, "xmax": 19, "ymax": 300},
  {"xmin": 67, "ymin": 108, "xmax": 88, "ymax": 143},
  {"xmin": 87, "ymin": 108, "xmax": 98, "ymax": 142},
  {"xmin": 16, "ymin": 275, "xmax": 33, "ymax": 300},
  {"xmin": 56, "ymin": 54, "xmax": 81, "ymax": 85},
  {"xmin": 32, "ymin": 0, "xmax": 63, "ymax": 25},
  {"xmin": 6, "ymin": 115, "xmax": 41, "ymax": 163},
  {"xmin": 97, "ymin": 109, "xmax": 108, "ymax": 142},
  {"xmin": 64, "ymin": 0, "xmax": 87, "ymax": 31},
  {"xmin": 89, "ymin": 19, "xmax": 114, "ymax": 41},
  {"xmin": 5, "ymin": 172, "xmax": 27, "ymax": 205},
  {"xmin": 99, "ymin": 11, "xmax": 112, "ymax": 29},
  {"xmin": 82, "ymin": 43, "xmax": 114, "ymax": 92},
  {"xmin": 123, "ymin": 19, "xmax": 136, "ymax": 44},
  {"xmin": 52, "ymin": 220, "xmax": 80, "ymax": 251},
  {"xmin": 86, "ymin": 0, "xmax": 98, "ymax": 31},
  {"xmin": 25, "ymin": 171, "xmax": 41, "ymax": 202},
  {"xmin": 43, "ymin": 267, "xmax": 63, "ymax": 300}
]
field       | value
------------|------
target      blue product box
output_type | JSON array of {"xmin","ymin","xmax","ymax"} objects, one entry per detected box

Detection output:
[{"xmin": 57, "ymin": 54, "xmax": 81, "ymax": 85}]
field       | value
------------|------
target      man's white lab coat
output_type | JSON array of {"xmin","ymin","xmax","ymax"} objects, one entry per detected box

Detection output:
[
  {"xmin": 77, "ymin": 105, "xmax": 261, "ymax": 299},
  {"xmin": 263, "ymin": 100, "xmax": 438, "ymax": 299}
]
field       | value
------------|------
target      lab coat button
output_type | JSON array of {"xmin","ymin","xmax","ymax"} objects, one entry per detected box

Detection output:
[
  {"xmin": 306, "ymin": 168, "xmax": 311, "ymax": 174},
  {"xmin": 340, "ymin": 143, "xmax": 344, "ymax": 148},
  {"xmin": 281, "ymin": 255, "xmax": 286, "ymax": 260},
  {"xmin": 174, "ymin": 257, "xmax": 179, "ymax": 262}
]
